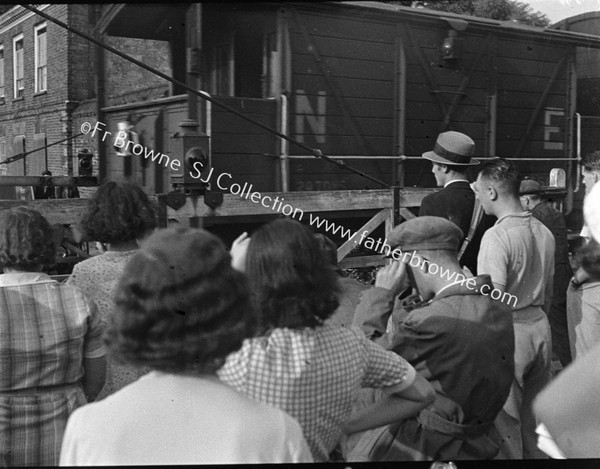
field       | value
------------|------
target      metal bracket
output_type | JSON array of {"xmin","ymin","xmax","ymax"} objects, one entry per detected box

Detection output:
[
  {"xmin": 161, "ymin": 191, "xmax": 187, "ymax": 211},
  {"xmin": 204, "ymin": 190, "xmax": 223, "ymax": 209}
]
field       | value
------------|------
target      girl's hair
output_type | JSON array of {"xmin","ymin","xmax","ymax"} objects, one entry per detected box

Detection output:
[
  {"xmin": 80, "ymin": 179, "xmax": 157, "ymax": 243},
  {"xmin": 0, "ymin": 207, "xmax": 56, "ymax": 269},
  {"xmin": 246, "ymin": 218, "xmax": 339, "ymax": 331},
  {"xmin": 105, "ymin": 227, "xmax": 256, "ymax": 374}
]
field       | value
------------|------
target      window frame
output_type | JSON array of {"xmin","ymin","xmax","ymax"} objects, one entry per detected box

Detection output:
[
  {"xmin": 0, "ymin": 45, "xmax": 5, "ymax": 103},
  {"xmin": 34, "ymin": 23, "xmax": 47, "ymax": 93},
  {"xmin": 13, "ymin": 33, "xmax": 24, "ymax": 99}
]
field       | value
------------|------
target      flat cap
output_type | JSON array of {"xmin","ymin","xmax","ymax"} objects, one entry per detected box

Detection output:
[
  {"xmin": 519, "ymin": 179, "xmax": 542, "ymax": 195},
  {"xmin": 387, "ymin": 216, "xmax": 463, "ymax": 252}
]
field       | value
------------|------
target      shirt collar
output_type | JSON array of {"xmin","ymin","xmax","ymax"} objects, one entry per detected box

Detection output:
[
  {"xmin": 0, "ymin": 272, "xmax": 56, "ymax": 287},
  {"xmin": 444, "ymin": 178, "xmax": 469, "ymax": 188},
  {"xmin": 495, "ymin": 211, "xmax": 530, "ymax": 225}
]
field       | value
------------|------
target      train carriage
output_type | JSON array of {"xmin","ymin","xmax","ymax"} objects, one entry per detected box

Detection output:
[
  {"xmin": 85, "ymin": 2, "xmax": 600, "ymax": 230},
  {"xmin": 1, "ymin": 2, "xmax": 600, "ymax": 243}
]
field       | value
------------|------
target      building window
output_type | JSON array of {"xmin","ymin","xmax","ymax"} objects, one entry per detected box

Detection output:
[
  {"xmin": 13, "ymin": 34, "xmax": 24, "ymax": 99},
  {"xmin": 34, "ymin": 24, "xmax": 46, "ymax": 93},
  {"xmin": 0, "ymin": 139, "xmax": 5, "ymax": 173},
  {"xmin": 0, "ymin": 47, "xmax": 4, "ymax": 102}
]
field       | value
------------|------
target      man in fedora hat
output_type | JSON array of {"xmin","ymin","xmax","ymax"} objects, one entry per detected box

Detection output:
[
  {"xmin": 520, "ymin": 178, "xmax": 572, "ymax": 367},
  {"xmin": 420, "ymin": 131, "xmax": 494, "ymax": 275},
  {"xmin": 346, "ymin": 216, "xmax": 515, "ymax": 461}
]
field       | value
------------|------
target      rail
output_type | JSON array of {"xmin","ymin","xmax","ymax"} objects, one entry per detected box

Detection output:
[{"xmin": 288, "ymin": 155, "xmax": 579, "ymax": 161}]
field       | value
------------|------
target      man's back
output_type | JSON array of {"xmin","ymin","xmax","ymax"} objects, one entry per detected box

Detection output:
[
  {"xmin": 478, "ymin": 213, "xmax": 555, "ymax": 311},
  {"xmin": 358, "ymin": 277, "xmax": 516, "ymax": 461},
  {"xmin": 389, "ymin": 281, "xmax": 515, "ymax": 425},
  {"xmin": 420, "ymin": 182, "xmax": 494, "ymax": 274}
]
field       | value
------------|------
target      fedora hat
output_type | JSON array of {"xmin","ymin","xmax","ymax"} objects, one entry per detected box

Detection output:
[{"xmin": 422, "ymin": 131, "xmax": 479, "ymax": 166}]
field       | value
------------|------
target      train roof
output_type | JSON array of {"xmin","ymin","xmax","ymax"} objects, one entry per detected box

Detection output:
[
  {"xmin": 304, "ymin": 1, "xmax": 600, "ymax": 49},
  {"xmin": 553, "ymin": 10, "xmax": 600, "ymax": 32}
]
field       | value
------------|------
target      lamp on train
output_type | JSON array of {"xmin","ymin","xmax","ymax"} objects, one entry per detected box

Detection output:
[
  {"xmin": 77, "ymin": 148, "xmax": 93, "ymax": 176},
  {"xmin": 170, "ymin": 119, "xmax": 211, "ymax": 189},
  {"xmin": 441, "ymin": 29, "xmax": 463, "ymax": 60}
]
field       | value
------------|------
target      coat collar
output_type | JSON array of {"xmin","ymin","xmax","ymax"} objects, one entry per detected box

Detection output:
[{"xmin": 401, "ymin": 275, "xmax": 494, "ymax": 311}]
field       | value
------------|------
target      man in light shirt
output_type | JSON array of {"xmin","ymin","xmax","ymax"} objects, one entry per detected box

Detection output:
[{"xmin": 473, "ymin": 158, "xmax": 555, "ymax": 460}]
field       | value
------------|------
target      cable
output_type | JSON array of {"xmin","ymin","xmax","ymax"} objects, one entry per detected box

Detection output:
[
  {"xmin": 23, "ymin": 5, "xmax": 390, "ymax": 189},
  {"xmin": 0, "ymin": 132, "xmax": 85, "ymax": 165}
]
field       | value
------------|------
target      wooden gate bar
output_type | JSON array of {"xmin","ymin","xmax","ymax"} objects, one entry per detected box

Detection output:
[
  {"xmin": 0, "ymin": 176, "xmax": 99, "ymax": 187},
  {"xmin": 336, "ymin": 208, "xmax": 391, "ymax": 262}
]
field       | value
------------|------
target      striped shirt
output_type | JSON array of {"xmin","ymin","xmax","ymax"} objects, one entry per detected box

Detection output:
[
  {"xmin": 0, "ymin": 272, "xmax": 105, "ymax": 466},
  {"xmin": 218, "ymin": 325, "xmax": 415, "ymax": 462}
]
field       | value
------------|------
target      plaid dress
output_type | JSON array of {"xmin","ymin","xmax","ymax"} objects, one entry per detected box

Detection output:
[
  {"xmin": 218, "ymin": 325, "xmax": 415, "ymax": 462},
  {"xmin": 0, "ymin": 272, "xmax": 105, "ymax": 466}
]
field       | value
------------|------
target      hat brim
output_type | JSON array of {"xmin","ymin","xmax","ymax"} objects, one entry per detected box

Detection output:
[
  {"xmin": 422, "ymin": 151, "xmax": 480, "ymax": 166},
  {"xmin": 519, "ymin": 189, "xmax": 542, "ymax": 195}
]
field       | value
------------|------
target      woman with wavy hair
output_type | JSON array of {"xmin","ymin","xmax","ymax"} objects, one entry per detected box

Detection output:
[
  {"xmin": 67, "ymin": 178, "xmax": 156, "ymax": 398},
  {"xmin": 0, "ymin": 207, "xmax": 106, "ymax": 466},
  {"xmin": 220, "ymin": 218, "xmax": 434, "ymax": 462},
  {"xmin": 59, "ymin": 227, "xmax": 311, "ymax": 465}
]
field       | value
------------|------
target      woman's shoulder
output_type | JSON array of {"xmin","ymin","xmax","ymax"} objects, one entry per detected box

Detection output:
[{"xmin": 70, "ymin": 251, "xmax": 135, "ymax": 282}]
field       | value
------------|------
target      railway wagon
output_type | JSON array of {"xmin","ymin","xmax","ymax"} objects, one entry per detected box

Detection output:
[
  {"xmin": 86, "ymin": 2, "xmax": 600, "ymax": 228},
  {"xmin": 553, "ymin": 11, "xmax": 600, "ymax": 228}
]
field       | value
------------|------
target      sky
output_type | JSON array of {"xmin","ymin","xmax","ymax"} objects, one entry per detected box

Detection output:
[{"xmin": 525, "ymin": 0, "xmax": 600, "ymax": 24}]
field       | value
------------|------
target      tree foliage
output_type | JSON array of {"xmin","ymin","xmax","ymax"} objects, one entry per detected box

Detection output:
[
  {"xmin": 0, "ymin": 5, "xmax": 14, "ymax": 16},
  {"xmin": 392, "ymin": 0, "xmax": 551, "ymax": 27}
]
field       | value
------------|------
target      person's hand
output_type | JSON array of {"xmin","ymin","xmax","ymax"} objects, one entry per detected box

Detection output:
[
  {"xmin": 375, "ymin": 260, "xmax": 409, "ymax": 294},
  {"xmin": 231, "ymin": 232, "xmax": 250, "ymax": 272}
]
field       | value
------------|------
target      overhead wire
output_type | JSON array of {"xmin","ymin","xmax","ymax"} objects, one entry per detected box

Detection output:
[{"xmin": 23, "ymin": 5, "xmax": 390, "ymax": 189}]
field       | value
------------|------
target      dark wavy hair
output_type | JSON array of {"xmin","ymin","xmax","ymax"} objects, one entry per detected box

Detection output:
[
  {"xmin": 246, "ymin": 218, "xmax": 340, "ymax": 332},
  {"xmin": 104, "ymin": 227, "xmax": 256, "ymax": 374},
  {"xmin": 577, "ymin": 238, "xmax": 600, "ymax": 282},
  {"xmin": 477, "ymin": 157, "xmax": 522, "ymax": 196},
  {"xmin": 80, "ymin": 179, "xmax": 157, "ymax": 244},
  {"xmin": 0, "ymin": 207, "xmax": 56, "ymax": 269},
  {"xmin": 582, "ymin": 150, "xmax": 600, "ymax": 173}
]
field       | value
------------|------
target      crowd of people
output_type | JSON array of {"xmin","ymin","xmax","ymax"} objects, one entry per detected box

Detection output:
[{"xmin": 1, "ymin": 133, "xmax": 600, "ymax": 465}]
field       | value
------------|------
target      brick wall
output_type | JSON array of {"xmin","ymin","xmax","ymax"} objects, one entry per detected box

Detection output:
[
  {"xmin": 104, "ymin": 36, "xmax": 171, "ymax": 108},
  {"xmin": 0, "ymin": 4, "xmax": 96, "ymax": 184}
]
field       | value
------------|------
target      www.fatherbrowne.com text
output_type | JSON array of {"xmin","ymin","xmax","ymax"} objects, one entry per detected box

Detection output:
[{"xmin": 81, "ymin": 119, "xmax": 517, "ymax": 307}]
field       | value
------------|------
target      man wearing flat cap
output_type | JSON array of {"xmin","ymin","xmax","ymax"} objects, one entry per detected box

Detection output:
[
  {"xmin": 520, "ymin": 179, "xmax": 572, "ymax": 367},
  {"xmin": 420, "ymin": 131, "xmax": 495, "ymax": 275},
  {"xmin": 347, "ymin": 216, "xmax": 515, "ymax": 462}
]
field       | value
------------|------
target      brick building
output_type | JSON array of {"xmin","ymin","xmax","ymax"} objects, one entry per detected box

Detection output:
[
  {"xmin": 0, "ymin": 4, "xmax": 175, "ymax": 198},
  {"xmin": 0, "ymin": 4, "xmax": 96, "ymax": 187}
]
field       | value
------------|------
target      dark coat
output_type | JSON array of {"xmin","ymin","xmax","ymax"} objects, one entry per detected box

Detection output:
[
  {"xmin": 419, "ymin": 181, "xmax": 495, "ymax": 275},
  {"xmin": 350, "ymin": 276, "xmax": 515, "ymax": 461}
]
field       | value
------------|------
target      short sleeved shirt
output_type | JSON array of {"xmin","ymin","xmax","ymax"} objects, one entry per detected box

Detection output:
[
  {"xmin": 478, "ymin": 212, "xmax": 555, "ymax": 312},
  {"xmin": 218, "ymin": 324, "xmax": 415, "ymax": 461}
]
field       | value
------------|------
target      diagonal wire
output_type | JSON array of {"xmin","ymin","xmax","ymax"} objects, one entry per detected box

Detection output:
[
  {"xmin": 0, "ymin": 132, "xmax": 85, "ymax": 165},
  {"xmin": 23, "ymin": 4, "xmax": 390, "ymax": 189}
]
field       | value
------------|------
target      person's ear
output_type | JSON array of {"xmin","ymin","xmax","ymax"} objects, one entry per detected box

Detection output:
[
  {"xmin": 594, "ymin": 172, "xmax": 600, "ymax": 184},
  {"xmin": 488, "ymin": 185, "xmax": 498, "ymax": 201}
]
